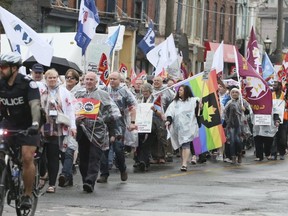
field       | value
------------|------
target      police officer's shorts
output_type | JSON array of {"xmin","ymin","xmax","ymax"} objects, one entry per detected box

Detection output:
[{"xmin": 8, "ymin": 133, "xmax": 40, "ymax": 147}]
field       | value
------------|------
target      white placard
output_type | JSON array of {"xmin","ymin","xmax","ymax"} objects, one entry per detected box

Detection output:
[
  {"xmin": 254, "ymin": 114, "xmax": 272, "ymax": 125},
  {"xmin": 135, "ymin": 103, "xmax": 153, "ymax": 133},
  {"xmin": 273, "ymin": 99, "xmax": 285, "ymax": 123}
]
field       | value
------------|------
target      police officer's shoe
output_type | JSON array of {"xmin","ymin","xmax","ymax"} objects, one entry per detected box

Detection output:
[{"xmin": 20, "ymin": 195, "xmax": 32, "ymax": 209}]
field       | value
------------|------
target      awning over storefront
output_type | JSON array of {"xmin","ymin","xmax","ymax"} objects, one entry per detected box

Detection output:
[{"xmin": 204, "ymin": 42, "xmax": 235, "ymax": 63}]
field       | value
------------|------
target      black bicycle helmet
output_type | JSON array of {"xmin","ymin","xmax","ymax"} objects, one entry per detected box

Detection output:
[{"xmin": 0, "ymin": 52, "xmax": 22, "ymax": 67}]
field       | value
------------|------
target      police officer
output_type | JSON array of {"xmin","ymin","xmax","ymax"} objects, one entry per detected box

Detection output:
[{"xmin": 0, "ymin": 52, "xmax": 41, "ymax": 209}]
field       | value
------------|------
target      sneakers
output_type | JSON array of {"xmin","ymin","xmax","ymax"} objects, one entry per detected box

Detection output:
[
  {"xmin": 216, "ymin": 155, "xmax": 223, "ymax": 161},
  {"xmin": 83, "ymin": 183, "xmax": 94, "ymax": 193},
  {"xmin": 267, "ymin": 155, "xmax": 277, "ymax": 160},
  {"xmin": 20, "ymin": 195, "xmax": 32, "ymax": 209},
  {"xmin": 120, "ymin": 171, "xmax": 128, "ymax": 181},
  {"xmin": 96, "ymin": 176, "xmax": 108, "ymax": 183},
  {"xmin": 223, "ymin": 158, "xmax": 232, "ymax": 163},
  {"xmin": 58, "ymin": 174, "xmax": 73, "ymax": 187},
  {"xmin": 280, "ymin": 155, "xmax": 285, "ymax": 160}
]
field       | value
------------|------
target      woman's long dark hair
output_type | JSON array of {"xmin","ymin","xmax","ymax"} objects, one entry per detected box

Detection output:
[{"xmin": 174, "ymin": 85, "xmax": 193, "ymax": 101}]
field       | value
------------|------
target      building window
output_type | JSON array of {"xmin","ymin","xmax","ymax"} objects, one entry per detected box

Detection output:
[
  {"xmin": 212, "ymin": 3, "xmax": 217, "ymax": 41},
  {"xmin": 229, "ymin": 6, "xmax": 234, "ymax": 43},
  {"xmin": 196, "ymin": 0, "xmax": 202, "ymax": 39},
  {"xmin": 176, "ymin": 0, "xmax": 183, "ymax": 33},
  {"xmin": 135, "ymin": 0, "xmax": 143, "ymax": 20},
  {"xmin": 51, "ymin": 0, "xmax": 68, "ymax": 7},
  {"xmin": 154, "ymin": 0, "xmax": 160, "ymax": 30},
  {"xmin": 106, "ymin": 0, "xmax": 116, "ymax": 18},
  {"xmin": 122, "ymin": 0, "xmax": 127, "ymax": 13},
  {"xmin": 186, "ymin": 0, "xmax": 193, "ymax": 37},
  {"xmin": 203, "ymin": 0, "xmax": 209, "ymax": 40},
  {"xmin": 219, "ymin": 6, "xmax": 225, "ymax": 41}
]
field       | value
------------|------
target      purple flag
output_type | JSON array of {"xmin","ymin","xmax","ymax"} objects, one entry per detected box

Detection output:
[
  {"xmin": 235, "ymin": 48, "xmax": 272, "ymax": 115},
  {"xmin": 246, "ymin": 26, "xmax": 262, "ymax": 75}
]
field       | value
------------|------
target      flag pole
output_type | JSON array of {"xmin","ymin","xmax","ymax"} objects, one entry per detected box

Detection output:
[
  {"xmin": 111, "ymin": 50, "xmax": 115, "ymax": 72},
  {"xmin": 233, "ymin": 47, "xmax": 244, "ymax": 107},
  {"xmin": 83, "ymin": 53, "xmax": 87, "ymax": 75},
  {"xmin": 198, "ymin": 70, "xmax": 210, "ymax": 115}
]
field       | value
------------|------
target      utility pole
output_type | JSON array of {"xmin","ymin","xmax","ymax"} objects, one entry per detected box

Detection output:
[
  {"xmin": 275, "ymin": 0, "xmax": 283, "ymax": 64},
  {"xmin": 165, "ymin": 0, "xmax": 174, "ymax": 38}
]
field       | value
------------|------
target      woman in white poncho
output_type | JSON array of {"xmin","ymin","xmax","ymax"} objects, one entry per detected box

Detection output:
[{"xmin": 165, "ymin": 85, "xmax": 202, "ymax": 172}]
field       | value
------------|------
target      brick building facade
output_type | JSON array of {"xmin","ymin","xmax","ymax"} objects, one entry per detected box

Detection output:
[{"xmin": 1, "ymin": 0, "xmax": 240, "ymax": 75}]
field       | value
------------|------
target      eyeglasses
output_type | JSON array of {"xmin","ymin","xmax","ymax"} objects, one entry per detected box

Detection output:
[{"xmin": 65, "ymin": 77, "xmax": 76, "ymax": 80}]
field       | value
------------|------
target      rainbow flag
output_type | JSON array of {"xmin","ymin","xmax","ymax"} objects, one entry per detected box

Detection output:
[{"xmin": 175, "ymin": 69, "xmax": 226, "ymax": 154}]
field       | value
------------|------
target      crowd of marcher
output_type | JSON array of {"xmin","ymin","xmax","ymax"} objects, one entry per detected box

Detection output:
[{"xmin": 1, "ymin": 52, "xmax": 288, "ymax": 198}]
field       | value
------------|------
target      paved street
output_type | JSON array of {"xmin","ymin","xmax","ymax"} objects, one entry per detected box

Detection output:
[{"xmin": 2, "ymin": 149, "xmax": 288, "ymax": 216}]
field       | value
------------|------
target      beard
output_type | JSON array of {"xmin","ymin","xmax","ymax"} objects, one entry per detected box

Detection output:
[{"xmin": 0, "ymin": 70, "xmax": 13, "ymax": 80}]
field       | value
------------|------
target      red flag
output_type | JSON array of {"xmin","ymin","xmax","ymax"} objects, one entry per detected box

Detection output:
[
  {"xmin": 283, "ymin": 53, "xmax": 288, "ymax": 69},
  {"xmin": 153, "ymin": 94, "xmax": 162, "ymax": 112},
  {"xmin": 235, "ymin": 48, "xmax": 272, "ymax": 115},
  {"xmin": 131, "ymin": 70, "xmax": 147, "ymax": 86},
  {"xmin": 277, "ymin": 66, "xmax": 286, "ymax": 84},
  {"xmin": 246, "ymin": 26, "xmax": 262, "ymax": 75},
  {"xmin": 119, "ymin": 63, "xmax": 128, "ymax": 78},
  {"xmin": 130, "ymin": 68, "xmax": 136, "ymax": 80},
  {"xmin": 158, "ymin": 68, "xmax": 168, "ymax": 79},
  {"xmin": 98, "ymin": 53, "xmax": 110, "ymax": 86},
  {"xmin": 98, "ymin": 53, "xmax": 108, "ymax": 72}
]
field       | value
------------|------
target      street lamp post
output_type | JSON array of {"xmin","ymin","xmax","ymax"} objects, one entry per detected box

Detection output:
[{"xmin": 264, "ymin": 36, "xmax": 272, "ymax": 55}]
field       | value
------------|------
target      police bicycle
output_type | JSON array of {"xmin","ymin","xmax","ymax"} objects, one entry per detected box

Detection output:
[{"xmin": 0, "ymin": 128, "xmax": 41, "ymax": 216}]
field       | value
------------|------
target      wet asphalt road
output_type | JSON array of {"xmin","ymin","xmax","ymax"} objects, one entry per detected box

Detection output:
[{"xmin": 2, "ymin": 149, "xmax": 288, "ymax": 216}]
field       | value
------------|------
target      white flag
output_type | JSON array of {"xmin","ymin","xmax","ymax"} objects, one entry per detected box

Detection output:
[
  {"xmin": 211, "ymin": 41, "xmax": 224, "ymax": 74},
  {"xmin": 0, "ymin": 7, "xmax": 53, "ymax": 66},
  {"xmin": 147, "ymin": 34, "xmax": 178, "ymax": 76}
]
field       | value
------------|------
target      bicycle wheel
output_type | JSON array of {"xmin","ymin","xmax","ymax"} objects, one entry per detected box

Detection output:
[
  {"xmin": 0, "ymin": 159, "xmax": 7, "ymax": 216},
  {"xmin": 15, "ymin": 162, "xmax": 39, "ymax": 216}
]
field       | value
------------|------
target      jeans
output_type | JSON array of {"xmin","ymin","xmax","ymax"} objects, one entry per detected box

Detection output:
[
  {"xmin": 228, "ymin": 127, "xmax": 242, "ymax": 156},
  {"xmin": 60, "ymin": 147, "xmax": 75, "ymax": 180},
  {"xmin": 100, "ymin": 138, "xmax": 126, "ymax": 178}
]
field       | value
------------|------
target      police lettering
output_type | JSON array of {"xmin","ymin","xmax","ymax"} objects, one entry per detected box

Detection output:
[{"xmin": 0, "ymin": 97, "xmax": 24, "ymax": 106}]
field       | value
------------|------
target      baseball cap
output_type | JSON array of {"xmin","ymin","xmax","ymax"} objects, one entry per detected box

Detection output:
[{"xmin": 32, "ymin": 63, "xmax": 44, "ymax": 73}]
